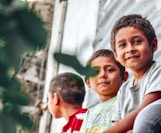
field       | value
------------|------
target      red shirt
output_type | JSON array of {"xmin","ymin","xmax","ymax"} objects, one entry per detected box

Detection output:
[{"xmin": 62, "ymin": 108, "xmax": 87, "ymax": 133}]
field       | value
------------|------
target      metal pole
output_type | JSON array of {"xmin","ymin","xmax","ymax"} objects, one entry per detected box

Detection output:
[{"xmin": 38, "ymin": 0, "xmax": 67, "ymax": 132}]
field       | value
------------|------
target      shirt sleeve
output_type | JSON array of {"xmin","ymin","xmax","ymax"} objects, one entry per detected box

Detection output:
[
  {"xmin": 145, "ymin": 63, "xmax": 161, "ymax": 95},
  {"xmin": 111, "ymin": 89, "xmax": 122, "ymax": 122}
]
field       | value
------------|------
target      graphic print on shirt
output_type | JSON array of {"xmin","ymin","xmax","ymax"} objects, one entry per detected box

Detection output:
[{"xmin": 86, "ymin": 106, "xmax": 113, "ymax": 133}]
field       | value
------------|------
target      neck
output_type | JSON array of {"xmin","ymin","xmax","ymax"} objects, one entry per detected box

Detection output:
[
  {"xmin": 100, "ymin": 94, "xmax": 116, "ymax": 102},
  {"xmin": 132, "ymin": 61, "xmax": 154, "ymax": 85},
  {"xmin": 62, "ymin": 104, "xmax": 82, "ymax": 121}
]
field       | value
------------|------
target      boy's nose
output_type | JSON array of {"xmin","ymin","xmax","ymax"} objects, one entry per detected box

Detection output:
[
  {"xmin": 126, "ymin": 44, "xmax": 135, "ymax": 53},
  {"xmin": 99, "ymin": 70, "xmax": 107, "ymax": 78}
]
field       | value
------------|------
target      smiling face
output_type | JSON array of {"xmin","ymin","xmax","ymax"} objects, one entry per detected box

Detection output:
[
  {"xmin": 85, "ymin": 56, "xmax": 124, "ymax": 101},
  {"xmin": 114, "ymin": 26, "xmax": 157, "ymax": 73}
]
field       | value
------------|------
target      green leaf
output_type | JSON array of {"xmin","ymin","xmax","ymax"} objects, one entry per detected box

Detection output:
[{"xmin": 53, "ymin": 52, "xmax": 98, "ymax": 77}]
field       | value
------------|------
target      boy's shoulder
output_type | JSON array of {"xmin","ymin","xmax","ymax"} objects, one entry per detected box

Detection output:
[
  {"xmin": 146, "ymin": 61, "xmax": 161, "ymax": 76},
  {"xmin": 74, "ymin": 108, "xmax": 87, "ymax": 119}
]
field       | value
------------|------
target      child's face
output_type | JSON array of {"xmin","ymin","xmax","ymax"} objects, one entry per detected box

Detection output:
[
  {"xmin": 85, "ymin": 56, "xmax": 123, "ymax": 101},
  {"xmin": 114, "ymin": 26, "xmax": 157, "ymax": 72}
]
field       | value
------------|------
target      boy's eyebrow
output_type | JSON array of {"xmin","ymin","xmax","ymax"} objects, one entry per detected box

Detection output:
[
  {"xmin": 131, "ymin": 35, "xmax": 143, "ymax": 39},
  {"xmin": 91, "ymin": 64, "xmax": 116, "ymax": 68},
  {"xmin": 116, "ymin": 35, "xmax": 142, "ymax": 44},
  {"xmin": 90, "ymin": 65, "xmax": 99, "ymax": 68},
  {"xmin": 116, "ymin": 39, "xmax": 125, "ymax": 44}
]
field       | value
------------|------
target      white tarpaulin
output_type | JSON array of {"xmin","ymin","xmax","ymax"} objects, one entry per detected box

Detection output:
[{"xmin": 48, "ymin": 0, "xmax": 161, "ymax": 132}]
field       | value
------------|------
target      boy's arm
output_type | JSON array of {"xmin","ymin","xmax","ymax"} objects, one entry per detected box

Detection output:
[{"xmin": 103, "ymin": 91, "xmax": 161, "ymax": 133}]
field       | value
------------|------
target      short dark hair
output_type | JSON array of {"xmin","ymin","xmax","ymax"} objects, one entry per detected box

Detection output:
[
  {"xmin": 110, "ymin": 14, "xmax": 157, "ymax": 51},
  {"xmin": 49, "ymin": 72, "xmax": 85, "ymax": 105},
  {"xmin": 86, "ymin": 49, "xmax": 125, "ymax": 78}
]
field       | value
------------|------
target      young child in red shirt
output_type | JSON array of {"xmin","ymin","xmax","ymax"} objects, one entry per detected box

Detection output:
[{"xmin": 48, "ymin": 72, "xmax": 87, "ymax": 133}]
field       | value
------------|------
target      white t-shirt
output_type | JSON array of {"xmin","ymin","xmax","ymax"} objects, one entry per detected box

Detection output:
[{"xmin": 112, "ymin": 61, "xmax": 161, "ymax": 121}]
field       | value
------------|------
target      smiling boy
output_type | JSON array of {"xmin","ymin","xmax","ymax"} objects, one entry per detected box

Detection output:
[
  {"xmin": 104, "ymin": 14, "xmax": 161, "ymax": 133},
  {"xmin": 80, "ymin": 49, "xmax": 128, "ymax": 133}
]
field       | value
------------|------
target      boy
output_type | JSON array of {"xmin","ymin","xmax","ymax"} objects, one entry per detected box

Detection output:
[
  {"xmin": 80, "ymin": 49, "xmax": 128, "ymax": 133},
  {"xmin": 48, "ymin": 72, "xmax": 87, "ymax": 133},
  {"xmin": 104, "ymin": 14, "xmax": 161, "ymax": 133}
]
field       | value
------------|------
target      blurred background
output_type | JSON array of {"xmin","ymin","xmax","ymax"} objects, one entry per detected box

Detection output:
[{"xmin": 1, "ymin": 0, "xmax": 161, "ymax": 133}]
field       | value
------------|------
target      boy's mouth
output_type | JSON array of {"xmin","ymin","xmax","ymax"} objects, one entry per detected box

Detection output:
[
  {"xmin": 126, "ymin": 55, "xmax": 139, "ymax": 60},
  {"xmin": 98, "ymin": 81, "xmax": 110, "ymax": 85}
]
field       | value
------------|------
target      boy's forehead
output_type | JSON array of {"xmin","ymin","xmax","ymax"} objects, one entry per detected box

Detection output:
[
  {"xmin": 115, "ymin": 27, "xmax": 146, "ymax": 42},
  {"xmin": 90, "ymin": 56, "xmax": 117, "ymax": 66}
]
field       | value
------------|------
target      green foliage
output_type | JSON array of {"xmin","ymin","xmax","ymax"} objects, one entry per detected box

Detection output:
[
  {"xmin": 54, "ymin": 52, "xmax": 98, "ymax": 77},
  {"xmin": 0, "ymin": 0, "xmax": 47, "ymax": 132}
]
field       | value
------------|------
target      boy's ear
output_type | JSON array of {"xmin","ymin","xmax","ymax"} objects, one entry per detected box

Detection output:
[
  {"xmin": 53, "ymin": 93, "xmax": 60, "ymax": 105},
  {"xmin": 122, "ymin": 71, "xmax": 129, "ymax": 83},
  {"xmin": 85, "ymin": 77, "xmax": 91, "ymax": 88},
  {"xmin": 151, "ymin": 38, "xmax": 158, "ymax": 52}
]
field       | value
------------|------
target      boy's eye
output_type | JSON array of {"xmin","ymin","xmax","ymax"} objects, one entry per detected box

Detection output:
[
  {"xmin": 133, "ymin": 39, "xmax": 142, "ymax": 45},
  {"xmin": 118, "ymin": 43, "xmax": 126, "ymax": 49},
  {"xmin": 105, "ymin": 68, "xmax": 115, "ymax": 73},
  {"xmin": 93, "ymin": 67, "xmax": 99, "ymax": 74},
  {"xmin": 90, "ymin": 67, "xmax": 99, "ymax": 76}
]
